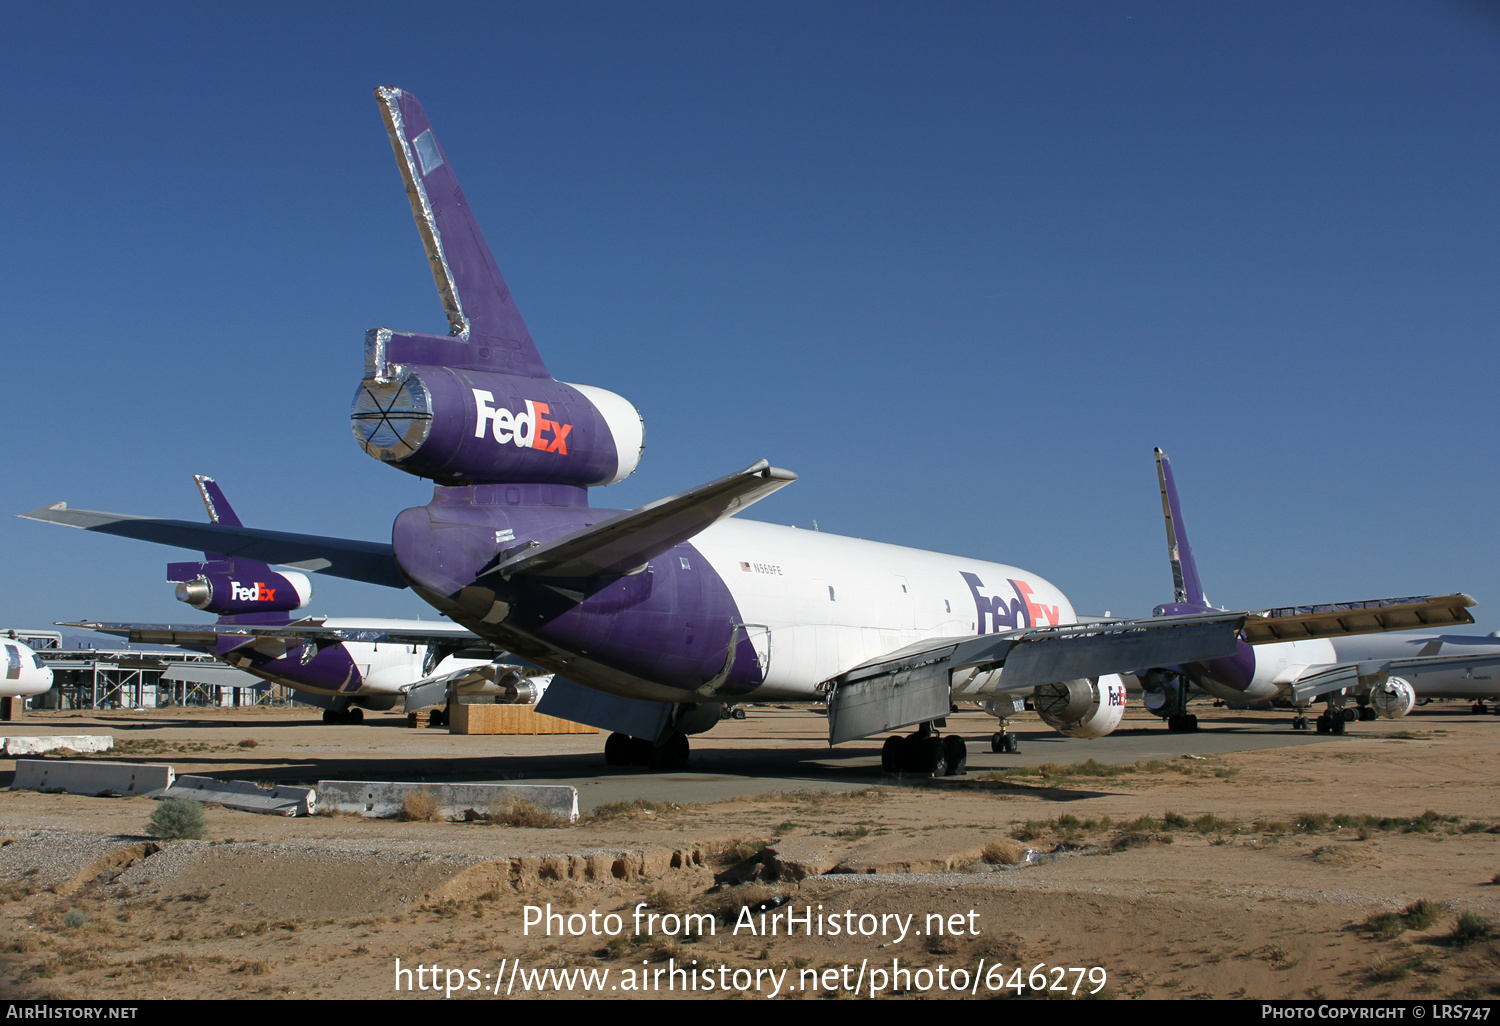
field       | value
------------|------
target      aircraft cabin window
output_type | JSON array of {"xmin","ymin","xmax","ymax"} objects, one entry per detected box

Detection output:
[
  {"xmin": 828, "ymin": 586, "xmax": 836, "ymax": 601},
  {"xmin": 944, "ymin": 600, "xmax": 951, "ymax": 613},
  {"xmin": 679, "ymin": 557, "xmax": 691, "ymax": 570}
]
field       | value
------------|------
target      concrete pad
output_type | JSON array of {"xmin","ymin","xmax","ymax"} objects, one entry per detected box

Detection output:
[
  {"xmin": 155, "ymin": 775, "xmax": 315, "ymax": 817},
  {"xmin": 317, "ymin": 779, "xmax": 579, "ymax": 822},
  {"xmin": 1, "ymin": 735, "xmax": 113, "ymax": 757},
  {"xmin": 12, "ymin": 759, "xmax": 172, "ymax": 796}
]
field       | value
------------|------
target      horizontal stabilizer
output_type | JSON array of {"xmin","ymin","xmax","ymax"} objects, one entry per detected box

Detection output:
[
  {"xmin": 1242, "ymin": 594, "xmax": 1475, "ymax": 643},
  {"xmin": 493, "ymin": 459, "xmax": 797, "ymax": 578},
  {"xmin": 21, "ymin": 504, "xmax": 406, "ymax": 589}
]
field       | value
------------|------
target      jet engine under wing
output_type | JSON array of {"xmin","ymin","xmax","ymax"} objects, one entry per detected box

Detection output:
[
  {"xmin": 1240, "ymin": 594, "xmax": 1475, "ymax": 643},
  {"xmin": 1287, "ymin": 651, "xmax": 1500, "ymax": 705},
  {"xmin": 20, "ymin": 504, "xmax": 406, "ymax": 588},
  {"xmin": 491, "ymin": 459, "xmax": 797, "ymax": 579},
  {"xmin": 824, "ymin": 612, "xmax": 1248, "ymax": 745}
]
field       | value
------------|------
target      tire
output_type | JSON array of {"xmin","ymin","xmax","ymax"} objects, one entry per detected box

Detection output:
[
  {"xmin": 990, "ymin": 732, "xmax": 1004, "ymax": 754},
  {"xmin": 322, "ymin": 709, "xmax": 336, "ymax": 724},
  {"xmin": 1341, "ymin": 708, "xmax": 1356, "ymax": 723},
  {"xmin": 1005, "ymin": 734, "xmax": 1020, "ymax": 754},
  {"xmin": 347, "ymin": 707, "xmax": 364, "ymax": 723},
  {"xmin": 628, "ymin": 737, "xmax": 654, "ymax": 767},
  {"xmin": 662, "ymin": 732, "xmax": 690, "ymax": 770},
  {"xmin": 913, "ymin": 737, "xmax": 947, "ymax": 777},
  {"xmin": 942, "ymin": 735, "xmax": 967, "ymax": 776},
  {"xmin": 604, "ymin": 732, "xmax": 630, "ymax": 766},
  {"xmin": 882, "ymin": 735, "xmax": 907, "ymax": 773}
]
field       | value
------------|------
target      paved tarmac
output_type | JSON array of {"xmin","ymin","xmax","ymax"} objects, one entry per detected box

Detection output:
[{"xmin": 3, "ymin": 703, "xmax": 1477, "ymax": 813}]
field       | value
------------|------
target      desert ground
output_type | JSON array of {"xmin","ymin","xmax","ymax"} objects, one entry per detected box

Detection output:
[{"xmin": 0, "ymin": 703, "xmax": 1497, "ymax": 1001}]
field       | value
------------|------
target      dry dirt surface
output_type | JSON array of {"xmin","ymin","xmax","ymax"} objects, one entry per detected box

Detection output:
[{"xmin": 0, "ymin": 705, "xmax": 1498, "ymax": 1001}]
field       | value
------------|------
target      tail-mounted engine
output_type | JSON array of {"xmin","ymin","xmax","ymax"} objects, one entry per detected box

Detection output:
[
  {"xmin": 1033, "ymin": 675, "xmax": 1128, "ymax": 738},
  {"xmin": 167, "ymin": 561, "xmax": 313, "ymax": 616},
  {"xmin": 1369, "ymin": 676, "xmax": 1417, "ymax": 719},
  {"xmin": 351, "ymin": 331, "xmax": 644, "ymax": 488}
]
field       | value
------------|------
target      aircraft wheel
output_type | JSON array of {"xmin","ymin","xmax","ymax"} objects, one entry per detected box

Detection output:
[
  {"xmin": 1314, "ymin": 714, "xmax": 1328, "ymax": 734},
  {"xmin": 322, "ymin": 709, "xmax": 336, "ymax": 724},
  {"xmin": 732, "ymin": 708, "xmax": 747, "ymax": 720},
  {"xmin": 1331, "ymin": 716, "xmax": 1346, "ymax": 735},
  {"xmin": 942, "ymin": 735, "xmax": 967, "ymax": 776},
  {"xmin": 1472, "ymin": 703, "xmax": 1487, "ymax": 715},
  {"xmin": 661, "ymin": 732, "xmax": 690, "ymax": 770},
  {"xmin": 1341, "ymin": 708, "xmax": 1356, "ymax": 723},
  {"xmin": 604, "ymin": 732, "xmax": 630, "ymax": 766},
  {"xmin": 628, "ymin": 737, "xmax": 654, "ymax": 768},
  {"xmin": 910, "ymin": 737, "xmax": 948, "ymax": 778},
  {"xmin": 989, "ymin": 732, "xmax": 1005, "ymax": 754},
  {"xmin": 882, "ymin": 735, "xmax": 907, "ymax": 772},
  {"xmin": 1005, "ymin": 734, "xmax": 1020, "ymax": 754},
  {"xmin": 347, "ymin": 707, "xmax": 364, "ymax": 724},
  {"xmin": 1358, "ymin": 707, "xmax": 1377, "ymax": 722}
]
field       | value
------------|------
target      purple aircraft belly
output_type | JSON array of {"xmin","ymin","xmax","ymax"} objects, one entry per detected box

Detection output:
[
  {"xmin": 390, "ymin": 489, "xmax": 766, "ymax": 698},
  {"xmin": 215, "ymin": 634, "xmax": 364, "ymax": 693}
]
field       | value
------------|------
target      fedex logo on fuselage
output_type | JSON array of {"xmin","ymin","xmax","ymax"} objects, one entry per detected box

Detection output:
[
  {"xmin": 472, "ymin": 390, "xmax": 572, "ymax": 454},
  {"xmin": 230, "ymin": 581, "xmax": 276, "ymax": 603},
  {"xmin": 960, "ymin": 572, "xmax": 1060, "ymax": 633}
]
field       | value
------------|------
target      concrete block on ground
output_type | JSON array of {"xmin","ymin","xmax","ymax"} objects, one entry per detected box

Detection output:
[
  {"xmin": 13, "ymin": 759, "xmax": 172, "ymax": 796},
  {"xmin": 154, "ymin": 775, "xmax": 315, "ymax": 817},
  {"xmin": 2, "ymin": 735, "xmax": 114, "ymax": 757},
  {"xmin": 318, "ymin": 779, "xmax": 579, "ymax": 822},
  {"xmin": 450, "ymin": 703, "xmax": 598, "ymax": 735}
]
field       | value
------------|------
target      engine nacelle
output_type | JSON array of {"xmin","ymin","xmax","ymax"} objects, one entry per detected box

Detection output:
[
  {"xmin": 352, "ymin": 357, "xmax": 643, "ymax": 487},
  {"xmin": 1033, "ymin": 674, "xmax": 1127, "ymax": 739},
  {"xmin": 1369, "ymin": 676, "xmax": 1416, "ymax": 719},
  {"xmin": 168, "ymin": 562, "xmax": 313, "ymax": 615}
]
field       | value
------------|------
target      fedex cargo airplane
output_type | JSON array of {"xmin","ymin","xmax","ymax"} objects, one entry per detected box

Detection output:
[
  {"xmin": 66, "ymin": 476, "xmax": 549, "ymax": 723},
  {"xmin": 20, "ymin": 87, "xmax": 1478, "ymax": 773},
  {"xmin": 1140, "ymin": 449, "xmax": 1500, "ymax": 733}
]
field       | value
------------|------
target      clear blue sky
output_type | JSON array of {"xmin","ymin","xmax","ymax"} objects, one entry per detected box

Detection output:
[{"xmin": 3, "ymin": 2, "xmax": 1499, "ymax": 634}]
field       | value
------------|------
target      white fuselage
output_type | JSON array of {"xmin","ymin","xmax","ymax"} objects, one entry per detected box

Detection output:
[
  {"xmin": 1, "ymin": 638, "xmax": 54, "ymax": 699},
  {"xmin": 692, "ymin": 518, "xmax": 1077, "ymax": 700}
]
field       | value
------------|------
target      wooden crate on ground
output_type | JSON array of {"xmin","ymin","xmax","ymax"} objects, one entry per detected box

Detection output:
[{"xmin": 449, "ymin": 703, "xmax": 597, "ymax": 735}]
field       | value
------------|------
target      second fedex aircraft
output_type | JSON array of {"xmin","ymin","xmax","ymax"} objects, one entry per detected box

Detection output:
[
  {"xmin": 68, "ymin": 476, "xmax": 548, "ymax": 722},
  {"xmin": 23, "ymin": 87, "xmax": 1476, "ymax": 771}
]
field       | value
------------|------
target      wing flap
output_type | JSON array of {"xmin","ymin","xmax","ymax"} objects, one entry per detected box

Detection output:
[
  {"xmin": 1243, "ymin": 594, "xmax": 1475, "ymax": 643},
  {"xmin": 62, "ymin": 620, "xmax": 488, "ymax": 648},
  {"xmin": 21, "ymin": 504, "xmax": 406, "ymax": 588},
  {"xmin": 494, "ymin": 459, "xmax": 796, "ymax": 578}
]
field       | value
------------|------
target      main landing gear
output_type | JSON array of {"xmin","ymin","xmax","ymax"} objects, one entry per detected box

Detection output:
[
  {"xmin": 322, "ymin": 705, "xmax": 364, "ymax": 724},
  {"xmin": 604, "ymin": 731, "xmax": 690, "ymax": 771},
  {"xmin": 880, "ymin": 723, "xmax": 967, "ymax": 777}
]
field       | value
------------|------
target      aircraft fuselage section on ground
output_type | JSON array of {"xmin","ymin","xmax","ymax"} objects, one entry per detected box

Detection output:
[{"xmin": 394, "ymin": 489, "xmax": 1073, "ymax": 704}]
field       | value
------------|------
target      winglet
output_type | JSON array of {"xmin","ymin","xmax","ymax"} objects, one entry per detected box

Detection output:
[
  {"xmin": 193, "ymin": 475, "xmax": 243, "ymax": 528},
  {"xmin": 375, "ymin": 85, "xmax": 549, "ymax": 379},
  {"xmin": 1155, "ymin": 448, "xmax": 1209, "ymax": 608}
]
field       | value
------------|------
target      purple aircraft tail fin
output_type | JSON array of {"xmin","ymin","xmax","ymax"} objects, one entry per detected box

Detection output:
[
  {"xmin": 1154, "ymin": 449, "xmax": 1210, "ymax": 610},
  {"xmin": 172, "ymin": 476, "xmax": 301, "ymax": 627},
  {"xmin": 375, "ymin": 85, "xmax": 550, "ymax": 380}
]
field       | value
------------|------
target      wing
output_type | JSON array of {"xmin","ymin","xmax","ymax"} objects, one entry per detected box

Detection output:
[
  {"xmin": 1288, "ymin": 652, "xmax": 1500, "ymax": 704},
  {"xmin": 822, "ymin": 594, "xmax": 1479, "ymax": 744},
  {"xmin": 20, "ymin": 504, "xmax": 405, "ymax": 589},
  {"xmin": 62, "ymin": 620, "xmax": 492, "ymax": 650},
  {"xmin": 824, "ymin": 612, "xmax": 1247, "ymax": 745}
]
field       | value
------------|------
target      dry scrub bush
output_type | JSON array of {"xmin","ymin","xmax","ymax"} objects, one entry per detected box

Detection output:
[{"xmin": 399, "ymin": 790, "xmax": 443, "ymax": 822}]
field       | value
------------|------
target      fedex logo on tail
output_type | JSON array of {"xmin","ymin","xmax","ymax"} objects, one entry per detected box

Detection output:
[
  {"xmin": 960, "ymin": 572, "xmax": 1060, "ymax": 633},
  {"xmin": 230, "ymin": 581, "xmax": 277, "ymax": 603},
  {"xmin": 473, "ymin": 391, "xmax": 572, "ymax": 454}
]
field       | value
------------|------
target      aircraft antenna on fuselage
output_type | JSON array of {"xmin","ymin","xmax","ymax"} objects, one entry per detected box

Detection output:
[{"xmin": 1154, "ymin": 448, "xmax": 1209, "ymax": 609}]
